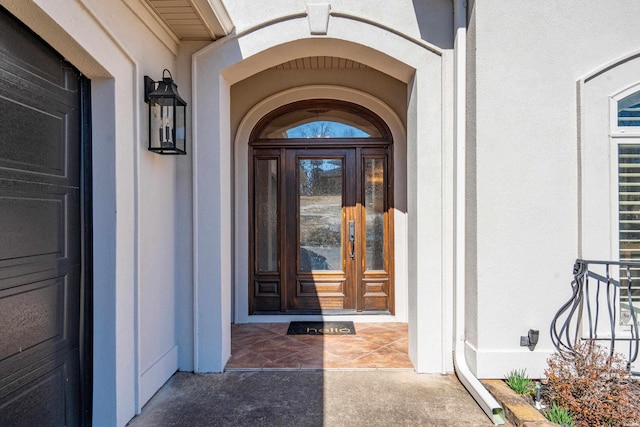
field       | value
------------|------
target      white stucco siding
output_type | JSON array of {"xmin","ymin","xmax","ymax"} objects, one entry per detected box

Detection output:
[
  {"xmin": 230, "ymin": 67, "xmax": 408, "ymax": 137},
  {"xmin": 406, "ymin": 65, "xmax": 447, "ymax": 372},
  {"xmin": 464, "ymin": 0, "xmax": 479, "ymax": 355},
  {"xmin": 468, "ymin": 1, "xmax": 640, "ymax": 378},
  {"xmin": 174, "ymin": 40, "xmax": 209, "ymax": 373},
  {"xmin": 223, "ymin": 0, "xmax": 453, "ymax": 48}
]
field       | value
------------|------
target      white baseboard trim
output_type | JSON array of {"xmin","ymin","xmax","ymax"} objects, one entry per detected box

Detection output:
[
  {"xmin": 139, "ymin": 344, "xmax": 179, "ymax": 409},
  {"xmin": 464, "ymin": 341, "xmax": 553, "ymax": 379}
]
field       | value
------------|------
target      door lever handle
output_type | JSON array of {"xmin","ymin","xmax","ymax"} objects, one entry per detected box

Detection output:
[{"xmin": 349, "ymin": 220, "xmax": 355, "ymax": 259}]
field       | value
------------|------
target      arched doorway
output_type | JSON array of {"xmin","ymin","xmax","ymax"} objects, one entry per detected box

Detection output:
[
  {"xmin": 248, "ymin": 100, "xmax": 394, "ymax": 314},
  {"xmin": 194, "ymin": 15, "xmax": 446, "ymax": 372}
]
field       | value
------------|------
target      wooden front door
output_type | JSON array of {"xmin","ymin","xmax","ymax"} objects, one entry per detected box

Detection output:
[
  {"xmin": 249, "ymin": 101, "xmax": 393, "ymax": 314},
  {"xmin": 251, "ymin": 146, "xmax": 392, "ymax": 314},
  {"xmin": 284, "ymin": 148, "xmax": 390, "ymax": 313},
  {"xmin": 287, "ymin": 148, "xmax": 356, "ymax": 311}
]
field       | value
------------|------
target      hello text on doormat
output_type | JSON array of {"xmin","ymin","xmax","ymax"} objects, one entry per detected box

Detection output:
[{"xmin": 286, "ymin": 321, "xmax": 356, "ymax": 335}]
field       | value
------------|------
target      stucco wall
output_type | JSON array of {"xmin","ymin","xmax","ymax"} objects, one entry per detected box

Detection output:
[
  {"xmin": 231, "ymin": 68, "xmax": 407, "ymax": 140},
  {"xmin": 467, "ymin": 0, "xmax": 640, "ymax": 378},
  {"xmin": 224, "ymin": 0, "xmax": 453, "ymax": 50},
  {"xmin": 464, "ymin": 0, "xmax": 478, "ymax": 360},
  {"xmin": 175, "ymin": 40, "xmax": 209, "ymax": 373}
]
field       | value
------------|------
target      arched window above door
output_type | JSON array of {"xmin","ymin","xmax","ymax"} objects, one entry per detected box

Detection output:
[
  {"xmin": 251, "ymin": 100, "xmax": 391, "ymax": 141},
  {"xmin": 618, "ymin": 89, "xmax": 640, "ymax": 127}
]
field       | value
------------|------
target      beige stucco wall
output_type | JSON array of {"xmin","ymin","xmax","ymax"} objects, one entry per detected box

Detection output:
[
  {"xmin": 231, "ymin": 67, "xmax": 407, "ymax": 140},
  {"xmin": 224, "ymin": 0, "xmax": 453, "ymax": 50}
]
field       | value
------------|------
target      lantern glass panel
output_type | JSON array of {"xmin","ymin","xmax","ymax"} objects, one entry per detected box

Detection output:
[
  {"xmin": 175, "ymin": 103, "xmax": 185, "ymax": 152},
  {"xmin": 149, "ymin": 102, "xmax": 176, "ymax": 150},
  {"xmin": 149, "ymin": 100, "xmax": 186, "ymax": 154}
]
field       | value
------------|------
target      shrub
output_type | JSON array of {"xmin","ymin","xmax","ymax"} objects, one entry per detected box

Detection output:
[
  {"xmin": 543, "ymin": 341, "xmax": 640, "ymax": 426},
  {"xmin": 546, "ymin": 402, "xmax": 574, "ymax": 426},
  {"xmin": 505, "ymin": 368, "xmax": 534, "ymax": 395}
]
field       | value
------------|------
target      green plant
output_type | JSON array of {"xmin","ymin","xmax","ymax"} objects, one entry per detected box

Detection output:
[
  {"xmin": 546, "ymin": 402, "xmax": 574, "ymax": 426},
  {"xmin": 543, "ymin": 341, "xmax": 640, "ymax": 427},
  {"xmin": 505, "ymin": 368, "xmax": 534, "ymax": 395}
]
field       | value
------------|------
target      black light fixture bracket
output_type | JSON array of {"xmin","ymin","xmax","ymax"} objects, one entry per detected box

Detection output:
[{"xmin": 144, "ymin": 75, "xmax": 156, "ymax": 104}]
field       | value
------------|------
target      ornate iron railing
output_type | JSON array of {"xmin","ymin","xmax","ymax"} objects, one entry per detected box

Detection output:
[{"xmin": 550, "ymin": 259, "xmax": 640, "ymax": 373}]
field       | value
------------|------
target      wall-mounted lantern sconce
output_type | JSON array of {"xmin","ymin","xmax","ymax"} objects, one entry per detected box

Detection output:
[{"xmin": 144, "ymin": 69, "xmax": 186, "ymax": 155}]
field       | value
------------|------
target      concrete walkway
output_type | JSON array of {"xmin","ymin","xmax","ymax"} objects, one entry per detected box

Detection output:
[{"xmin": 128, "ymin": 371, "xmax": 505, "ymax": 426}]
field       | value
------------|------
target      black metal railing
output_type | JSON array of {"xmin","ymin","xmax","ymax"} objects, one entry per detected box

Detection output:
[{"xmin": 550, "ymin": 259, "xmax": 640, "ymax": 373}]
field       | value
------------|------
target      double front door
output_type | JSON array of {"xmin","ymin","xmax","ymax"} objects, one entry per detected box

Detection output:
[{"xmin": 250, "ymin": 146, "xmax": 393, "ymax": 314}]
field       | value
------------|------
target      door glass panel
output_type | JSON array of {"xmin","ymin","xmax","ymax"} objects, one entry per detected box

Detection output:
[
  {"xmin": 365, "ymin": 157, "xmax": 385, "ymax": 271},
  {"xmin": 299, "ymin": 158, "xmax": 343, "ymax": 271},
  {"xmin": 256, "ymin": 158, "xmax": 278, "ymax": 272}
]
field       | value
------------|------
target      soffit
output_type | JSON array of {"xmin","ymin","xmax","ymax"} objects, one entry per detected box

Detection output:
[
  {"xmin": 273, "ymin": 57, "xmax": 369, "ymax": 70},
  {"xmin": 144, "ymin": 0, "xmax": 232, "ymax": 41}
]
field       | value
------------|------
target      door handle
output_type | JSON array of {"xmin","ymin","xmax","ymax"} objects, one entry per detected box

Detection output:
[{"xmin": 349, "ymin": 220, "xmax": 355, "ymax": 259}]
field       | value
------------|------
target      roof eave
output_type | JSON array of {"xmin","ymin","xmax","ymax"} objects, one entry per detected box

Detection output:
[{"xmin": 189, "ymin": 0, "xmax": 234, "ymax": 39}]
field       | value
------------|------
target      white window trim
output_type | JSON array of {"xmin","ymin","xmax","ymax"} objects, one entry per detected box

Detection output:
[
  {"xmin": 581, "ymin": 51, "xmax": 640, "ymax": 345},
  {"xmin": 610, "ymin": 83, "xmax": 640, "ymax": 136},
  {"xmin": 610, "ymin": 131, "xmax": 640, "ymax": 335}
]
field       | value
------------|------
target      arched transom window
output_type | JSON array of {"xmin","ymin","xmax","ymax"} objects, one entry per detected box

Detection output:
[{"xmin": 251, "ymin": 100, "xmax": 391, "ymax": 142}]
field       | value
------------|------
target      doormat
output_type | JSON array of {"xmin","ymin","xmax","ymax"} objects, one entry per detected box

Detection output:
[{"xmin": 287, "ymin": 321, "xmax": 356, "ymax": 335}]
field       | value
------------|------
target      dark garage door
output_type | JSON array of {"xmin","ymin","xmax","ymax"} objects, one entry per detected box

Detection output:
[{"xmin": 0, "ymin": 7, "xmax": 90, "ymax": 426}]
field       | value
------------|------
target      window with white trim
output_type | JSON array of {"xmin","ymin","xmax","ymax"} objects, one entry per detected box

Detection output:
[
  {"xmin": 581, "ymin": 58, "xmax": 640, "ymax": 333},
  {"xmin": 618, "ymin": 143, "xmax": 640, "ymax": 321},
  {"xmin": 615, "ymin": 89, "xmax": 640, "ymax": 323},
  {"xmin": 618, "ymin": 91, "xmax": 640, "ymax": 127}
]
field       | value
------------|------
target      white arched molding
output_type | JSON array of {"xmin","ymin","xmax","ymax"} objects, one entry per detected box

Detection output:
[
  {"xmin": 579, "ymin": 52, "xmax": 640, "ymax": 351},
  {"xmin": 192, "ymin": 13, "xmax": 446, "ymax": 373},
  {"xmin": 580, "ymin": 52, "xmax": 640, "ymax": 262},
  {"xmin": 234, "ymin": 86, "xmax": 407, "ymax": 325}
]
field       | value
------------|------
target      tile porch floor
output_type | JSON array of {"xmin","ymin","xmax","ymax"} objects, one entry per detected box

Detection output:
[{"xmin": 225, "ymin": 322, "xmax": 414, "ymax": 370}]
